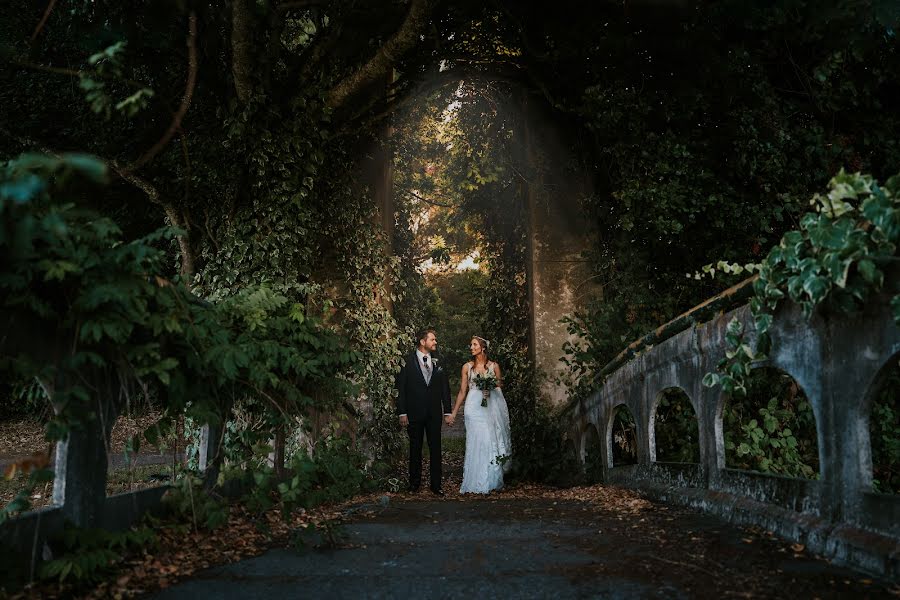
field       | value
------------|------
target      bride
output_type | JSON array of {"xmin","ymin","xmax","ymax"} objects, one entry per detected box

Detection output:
[{"xmin": 449, "ymin": 336, "xmax": 512, "ymax": 494}]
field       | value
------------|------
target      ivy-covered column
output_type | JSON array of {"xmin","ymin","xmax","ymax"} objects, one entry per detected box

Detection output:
[{"xmin": 698, "ymin": 311, "xmax": 738, "ymax": 491}]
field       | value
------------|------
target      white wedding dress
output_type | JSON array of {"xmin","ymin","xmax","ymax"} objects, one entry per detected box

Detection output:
[{"xmin": 460, "ymin": 362, "xmax": 512, "ymax": 494}]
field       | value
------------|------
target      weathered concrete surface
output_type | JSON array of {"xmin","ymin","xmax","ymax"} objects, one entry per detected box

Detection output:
[
  {"xmin": 523, "ymin": 98, "xmax": 601, "ymax": 407},
  {"xmin": 150, "ymin": 497, "xmax": 894, "ymax": 599}
]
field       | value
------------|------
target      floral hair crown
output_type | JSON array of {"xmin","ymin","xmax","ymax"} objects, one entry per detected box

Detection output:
[{"xmin": 473, "ymin": 336, "xmax": 490, "ymax": 350}]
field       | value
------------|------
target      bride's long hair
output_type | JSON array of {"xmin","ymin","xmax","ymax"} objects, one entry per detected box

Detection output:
[{"xmin": 470, "ymin": 336, "xmax": 489, "ymax": 368}]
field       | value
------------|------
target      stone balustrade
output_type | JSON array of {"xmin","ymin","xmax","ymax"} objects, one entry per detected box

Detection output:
[{"xmin": 563, "ymin": 290, "xmax": 900, "ymax": 577}]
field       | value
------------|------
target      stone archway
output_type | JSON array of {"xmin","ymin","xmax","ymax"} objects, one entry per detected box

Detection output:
[{"xmin": 365, "ymin": 82, "xmax": 600, "ymax": 406}]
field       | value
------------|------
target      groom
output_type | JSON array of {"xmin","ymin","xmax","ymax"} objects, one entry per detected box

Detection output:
[{"xmin": 396, "ymin": 328, "xmax": 452, "ymax": 495}]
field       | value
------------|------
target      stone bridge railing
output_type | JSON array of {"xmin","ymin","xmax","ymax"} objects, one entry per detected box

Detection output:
[{"xmin": 562, "ymin": 280, "xmax": 900, "ymax": 578}]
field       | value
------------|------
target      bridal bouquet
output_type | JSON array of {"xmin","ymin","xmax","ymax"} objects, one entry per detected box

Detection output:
[{"xmin": 473, "ymin": 372, "xmax": 498, "ymax": 407}]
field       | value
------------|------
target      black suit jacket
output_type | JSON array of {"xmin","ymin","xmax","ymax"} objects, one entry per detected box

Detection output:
[{"xmin": 396, "ymin": 352, "xmax": 452, "ymax": 422}]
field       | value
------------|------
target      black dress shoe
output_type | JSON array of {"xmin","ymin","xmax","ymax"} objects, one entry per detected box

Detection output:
[{"xmin": 430, "ymin": 488, "xmax": 445, "ymax": 496}]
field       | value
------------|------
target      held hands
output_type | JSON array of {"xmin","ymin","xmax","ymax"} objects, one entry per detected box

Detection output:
[
  {"xmin": 445, "ymin": 413, "xmax": 456, "ymax": 427},
  {"xmin": 399, "ymin": 415, "xmax": 409, "ymax": 426}
]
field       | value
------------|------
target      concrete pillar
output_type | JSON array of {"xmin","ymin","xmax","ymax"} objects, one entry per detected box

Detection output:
[
  {"xmin": 522, "ymin": 97, "xmax": 601, "ymax": 406},
  {"xmin": 198, "ymin": 422, "xmax": 224, "ymax": 480},
  {"xmin": 633, "ymin": 382, "xmax": 652, "ymax": 465},
  {"xmin": 51, "ymin": 396, "xmax": 116, "ymax": 528},
  {"xmin": 816, "ymin": 298, "xmax": 899, "ymax": 524}
]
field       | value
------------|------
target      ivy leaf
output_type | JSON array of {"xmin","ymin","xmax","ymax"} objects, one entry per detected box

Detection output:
[
  {"xmin": 891, "ymin": 295, "xmax": 900, "ymax": 326},
  {"xmin": 0, "ymin": 173, "xmax": 46, "ymax": 202},
  {"xmin": 822, "ymin": 252, "xmax": 851, "ymax": 288},
  {"xmin": 856, "ymin": 259, "xmax": 882, "ymax": 286},
  {"xmin": 702, "ymin": 372, "xmax": 719, "ymax": 387},
  {"xmin": 802, "ymin": 276, "xmax": 830, "ymax": 303},
  {"xmin": 753, "ymin": 313, "xmax": 772, "ymax": 333}
]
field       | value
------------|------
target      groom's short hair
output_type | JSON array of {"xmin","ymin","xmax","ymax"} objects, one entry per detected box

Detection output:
[{"xmin": 417, "ymin": 327, "xmax": 436, "ymax": 346}]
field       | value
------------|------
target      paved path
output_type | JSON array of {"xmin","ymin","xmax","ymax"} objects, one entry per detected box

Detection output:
[{"xmin": 150, "ymin": 495, "xmax": 894, "ymax": 599}]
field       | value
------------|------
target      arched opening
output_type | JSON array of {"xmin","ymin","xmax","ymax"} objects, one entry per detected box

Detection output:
[
  {"xmin": 608, "ymin": 404, "xmax": 637, "ymax": 467},
  {"xmin": 651, "ymin": 387, "xmax": 699, "ymax": 463},
  {"xmin": 720, "ymin": 367, "xmax": 819, "ymax": 479},
  {"xmin": 562, "ymin": 437, "xmax": 580, "ymax": 478},
  {"xmin": 583, "ymin": 423, "xmax": 603, "ymax": 483},
  {"xmin": 389, "ymin": 73, "xmax": 599, "ymax": 480},
  {"xmin": 865, "ymin": 355, "xmax": 900, "ymax": 495}
]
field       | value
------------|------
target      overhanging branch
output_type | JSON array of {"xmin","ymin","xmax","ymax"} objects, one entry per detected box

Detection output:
[
  {"xmin": 0, "ymin": 126, "xmax": 196, "ymax": 279},
  {"xmin": 30, "ymin": 0, "xmax": 58, "ymax": 44},
  {"xmin": 326, "ymin": 0, "xmax": 432, "ymax": 110},
  {"xmin": 130, "ymin": 11, "xmax": 198, "ymax": 170},
  {"xmin": 403, "ymin": 189, "xmax": 454, "ymax": 208}
]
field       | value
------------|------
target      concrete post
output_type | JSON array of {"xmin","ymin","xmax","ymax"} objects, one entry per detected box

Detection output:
[
  {"xmin": 51, "ymin": 395, "xmax": 116, "ymax": 528},
  {"xmin": 198, "ymin": 422, "xmax": 223, "ymax": 479}
]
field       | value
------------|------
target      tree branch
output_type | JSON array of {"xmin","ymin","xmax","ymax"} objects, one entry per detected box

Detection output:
[
  {"xmin": 30, "ymin": 0, "xmax": 57, "ymax": 45},
  {"xmin": 403, "ymin": 189, "xmax": 454, "ymax": 208},
  {"xmin": 333, "ymin": 71, "xmax": 461, "ymax": 137},
  {"xmin": 130, "ymin": 12, "xmax": 198, "ymax": 170},
  {"xmin": 0, "ymin": 126, "xmax": 196, "ymax": 279},
  {"xmin": 326, "ymin": 0, "xmax": 432, "ymax": 110},
  {"xmin": 7, "ymin": 58, "xmax": 148, "ymax": 90},
  {"xmin": 108, "ymin": 162, "xmax": 196, "ymax": 278}
]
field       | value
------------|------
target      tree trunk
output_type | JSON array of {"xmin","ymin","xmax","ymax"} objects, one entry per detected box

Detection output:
[{"xmin": 231, "ymin": 0, "xmax": 255, "ymax": 103}]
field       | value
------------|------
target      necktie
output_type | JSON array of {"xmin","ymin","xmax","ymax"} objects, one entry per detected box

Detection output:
[{"xmin": 423, "ymin": 356, "xmax": 431, "ymax": 382}]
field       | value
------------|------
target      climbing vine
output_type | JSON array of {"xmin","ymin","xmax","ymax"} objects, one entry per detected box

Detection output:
[
  {"xmin": 555, "ymin": 2, "xmax": 900, "ymax": 406},
  {"xmin": 703, "ymin": 171, "xmax": 900, "ymax": 397}
]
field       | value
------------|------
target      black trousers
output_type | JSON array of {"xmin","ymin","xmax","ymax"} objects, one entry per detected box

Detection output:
[{"xmin": 408, "ymin": 416, "xmax": 441, "ymax": 491}]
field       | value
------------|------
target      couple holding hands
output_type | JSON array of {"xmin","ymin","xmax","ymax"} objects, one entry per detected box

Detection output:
[{"xmin": 396, "ymin": 328, "xmax": 512, "ymax": 496}]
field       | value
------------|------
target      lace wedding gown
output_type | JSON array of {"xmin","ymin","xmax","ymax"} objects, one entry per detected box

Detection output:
[{"xmin": 460, "ymin": 362, "xmax": 512, "ymax": 494}]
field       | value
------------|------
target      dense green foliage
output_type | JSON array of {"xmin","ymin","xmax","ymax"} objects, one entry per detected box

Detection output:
[
  {"xmin": 871, "ymin": 364, "xmax": 900, "ymax": 494},
  {"xmin": 723, "ymin": 369, "xmax": 819, "ymax": 478},
  {"xmin": 0, "ymin": 154, "xmax": 357, "ymax": 519},
  {"xmin": 554, "ymin": 2, "xmax": 900, "ymax": 400},
  {"xmin": 653, "ymin": 389, "xmax": 700, "ymax": 464},
  {"xmin": 705, "ymin": 172, "xmax": 900, "ymax": 393},
  {"xmin": 1, "ymin": 0, "xmax": 422, "ymax": 511}
]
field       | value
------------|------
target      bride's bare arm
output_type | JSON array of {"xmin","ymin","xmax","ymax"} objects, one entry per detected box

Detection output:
[
  {"xmin": 451, "ymin": 363, "xmax": 469, "ymax": 419},
  {"xmin": 493, "ymin": 362, "xmax": 502, "ymax": 389}
]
